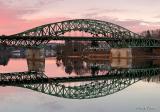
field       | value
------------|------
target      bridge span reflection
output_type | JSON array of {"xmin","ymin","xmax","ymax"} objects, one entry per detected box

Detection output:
[{"xmin": 0, "ymin": 66, "xmax": 160, "ymax": 99}]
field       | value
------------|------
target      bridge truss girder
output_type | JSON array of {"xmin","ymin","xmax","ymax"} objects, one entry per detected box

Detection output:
[
  {"xmin": 0, "ymin": 71, "xmax": 48, "ymax": 85},
  {"xmin": 7, "ymin": 68, "xmax": 160, "ymax": 99},
  {"xmin": 13, "ymin": 19, "xmax": 141, "ymax": 39},
  {"xmin": 108, "ymin": 38, "xmax": 160, "ymax": 48},
  {"xmin": 1, "ymin": 19, "xmax": 160, "ymax": 48},
  {"xmin": 1, "ymin": 35, "xmax": 160, "ymax": 48}
]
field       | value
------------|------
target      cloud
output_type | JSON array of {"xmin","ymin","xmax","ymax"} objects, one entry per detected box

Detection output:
[
  {"xmin": 83, "ymin": 8, "xmax": 128, "ymax": 18},
  {"xmin": 0, "ymin": 1, "xmax": 160, "ymax": 35},
  {"xmin": 0, "ymin": 0, "xmax": 63, "ymax": 8},
  {"xmin": 0, "ymin": 0, "xmax": 64, "ymax": 20},
  {"xmin": 81, "ymin": 13, "xmax": 160, "ymax": 33},
  {"xmin": 81, "ymin": 8, "xmax": 160, "ymax": 32},
  {"xmin": 0, "ymin": 0, "xmax": 68, "ymax": 35},
  {"xmin": 154, "ymin": 14, "xmax": 160, "ymax": 18},
  {"xmin": 0, "ymin": 17, "xmax": 69, "ymax": 35},
  {"xmin": 87, "ymin": 8, "xmax": 127, "ymax": 13},
  {"xmin": 114, "ymin": 19, "xmax": 160, "ymax": 33},
  {"xmin": 79, "ymin": 8, "xmax": 160, "ymax": 33},
  {"xmin": 0, "ymin": 5, "xmax": 68, "ymax": 35}
]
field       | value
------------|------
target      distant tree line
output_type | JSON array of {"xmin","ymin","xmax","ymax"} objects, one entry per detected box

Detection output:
[{"xmin": 141, "ymin": 29, "xmax": 160, "ymax": 39}]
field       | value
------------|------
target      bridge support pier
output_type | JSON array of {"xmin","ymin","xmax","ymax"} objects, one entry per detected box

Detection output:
[
  {"xmin": 110, "ymin": 48, "xmax": 157, "ymax": 68},
  {"xmin": 152, "ymin": 48, "xmax": 160, "ymax": 57},
  {"xmin": 110, "ymin": 48, "xmax": 156, "ymax": 59},
  {"xmin": 26, "ymin": 48, "xmax": 45, "ymax": 72},
  {"xmin": 110, "ymin": 48, "xmax": 132, "ymax": 59}
]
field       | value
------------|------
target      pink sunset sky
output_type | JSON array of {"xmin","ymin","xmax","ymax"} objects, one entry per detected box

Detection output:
[{"xmin": 0, "ymin": 0, "xmax": 160, "ymax": 35}]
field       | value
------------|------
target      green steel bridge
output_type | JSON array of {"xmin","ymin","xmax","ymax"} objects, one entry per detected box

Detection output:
[
  {"xmin": 0, "ymin": 19, "xmax": 160, "ymax": 48},
  {"xmin": 0, "ymin": 67, "xmax": 159, "ymax": 99}
]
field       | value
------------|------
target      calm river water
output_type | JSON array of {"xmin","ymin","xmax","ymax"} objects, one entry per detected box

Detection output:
[{"xmin": 0, "ymin": 44, "xmax": 160, "ymax": 112}]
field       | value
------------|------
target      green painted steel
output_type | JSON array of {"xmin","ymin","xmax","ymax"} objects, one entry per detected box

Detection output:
[
  {"xmin": 0, "ymin": 19, "xmax": 160, "ymax": 47},
  {"xmin": 13, "ymin": 19, "xmax": 141, "ymax": 39},
  {"xmin": 20, "ymin": 67, "xmax": 160, "ymax": 99},
  {"xmin": 1, "ymin": 35, "xmax": 160, "ymax": 48},
  {"xmin": 0, "ymin": 67, "xmax": 159, "ymax": 99}
]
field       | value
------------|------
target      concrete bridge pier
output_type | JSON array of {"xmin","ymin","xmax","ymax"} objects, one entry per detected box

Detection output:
[
  {"xmin": 111, "ymin": 48, "xmax": 132, "ymax": 59},
  {"xmin": 111, "ymin": 48, "xmax": 155, "ymax": 59},
  {"xmin": 25, "ymin": 48, "xmax": 45, "ymax": 72},
  {"xmin": 152, "ymin": 48, "xmax": 160, "ymax": 57},
  {"xmin": 110, "ymin": 48, "xmax": 153, "ymax": 68}
]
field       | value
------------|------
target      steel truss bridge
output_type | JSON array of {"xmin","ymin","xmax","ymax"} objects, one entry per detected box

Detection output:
[
  {"xmin": 0, "ymin": 67, "xmax": 159, "ymax": 99},
  {"xmin": 0, "ymin": 19, "xmax": 160, "ymax": 48}
]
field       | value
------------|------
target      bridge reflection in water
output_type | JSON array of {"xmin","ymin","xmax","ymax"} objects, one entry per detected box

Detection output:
[
  {"xmin": 0, "ymin": 67, "xmax": 160, "ymax": 99},
  {"xmin": 1, "ymin": 46, "xmax": 160, "ymax": 99}
]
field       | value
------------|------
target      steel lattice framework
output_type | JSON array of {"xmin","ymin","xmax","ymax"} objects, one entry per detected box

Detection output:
[
  {"xmin": 20, "ymin": 68, "xmax": 160, "ymax": 99},
  {"xmin": 0, "ymin": 19, "xmax": 160, "ymax": 48},
  {"xmin": 0, "ymin": 67, "xmax": 159, "ymax": 99},
  {"xmin": 1, "ymin": 36, "xmax": 160, "ymax": 47},
  {"xmin": 14, "ymin": 19, "xmax": 141, "ymax": 38},
  {"xmin": 0, "ymin": 71, "xmax": 48, "ymax": 85},
  {"xmin": 3, "ymin": 19, "xmax": 160, "ymax": 48}
]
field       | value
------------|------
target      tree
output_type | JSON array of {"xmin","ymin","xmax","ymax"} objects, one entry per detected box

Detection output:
[{"xmin": 146, "ymin": 30, "xmax": 151, "ymax": 38}]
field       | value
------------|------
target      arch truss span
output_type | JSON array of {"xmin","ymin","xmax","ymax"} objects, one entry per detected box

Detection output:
[
  {"xmin": 19, "ymin": 67, "xmax": 160, "ymax": 99},
  {"xmin": 13, "ymin": 19, "xmax": 143, "ymax": 39},
  {"xmin": 20, "ymin": 78, "xmax": 139, "ymax": 99},
  {"xmin": 0, "ymin": 67, "xmax": 159, "ymax": 99}
]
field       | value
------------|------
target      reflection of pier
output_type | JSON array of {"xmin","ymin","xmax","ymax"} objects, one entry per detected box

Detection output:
[
  {"xmin": 111, "ymin": 48, "xmax": 160, "ymax": 59},
  {"xmin": 56, "ymin": 57, "xmax": 111, "ymax": 75},
  {"xmin": 56, "ymin": 53, "xmax": 160, "ymax": 75},
  {"xmin": 56, "ymin": 42, "xmax": 160, "ymax": 75},
  {"xmin": 26, "ymin": 48, "xmax": 45, "ymax": 72},
  {"xmin": 111, "ymin": 58, "xmax": 158, "ymax": 68},
  {"xmin": 0, "ymin": 67, "xmax": 160, "ymax": 99}
]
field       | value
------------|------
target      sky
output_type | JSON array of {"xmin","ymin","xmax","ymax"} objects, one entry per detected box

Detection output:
[{"xmin": 0, "ymin": 0, "xmax": 160, "ymax": 35}]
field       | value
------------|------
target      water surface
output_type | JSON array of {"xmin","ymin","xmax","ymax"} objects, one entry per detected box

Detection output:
[{"xmin": 0, "ymin": 45, "xmax": 160, "ymax": 112}]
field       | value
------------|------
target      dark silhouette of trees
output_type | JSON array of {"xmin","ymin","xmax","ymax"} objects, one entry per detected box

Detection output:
[
  {"xmin": 141, "ymin": 29, "xmax": 160, "ymax": 39},
  {"xmin": 146, "ymin": 30, "xmax": 151, "ymax": 38}
]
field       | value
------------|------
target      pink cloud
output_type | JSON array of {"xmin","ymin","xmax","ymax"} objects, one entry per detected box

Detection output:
[
  {"xmin": 0, "ymin": 1, "xmax": 160, "ymax": 35},
  {"xmin": 113, "ymin": 19, "xmax": 160, "ymax": 33},
  {"xmin": 82, "ymin": 14, "xmax": 160, "ymax": 33},
  {"xmin": 0, "ymin": 4, "xmax": 68, "ymax": 35}
]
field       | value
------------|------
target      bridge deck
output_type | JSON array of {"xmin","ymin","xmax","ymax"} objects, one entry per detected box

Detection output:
[
  {"xmin": 0, "ymin": 35, "xmax": 121, "ymax": 41},
  {"xmin": 1, "ymin": 35, "xmax": 160, "ymax": 48},
  {"xmin": 0, "ymin": 68, "xmax": 158, "ymax": 86}
]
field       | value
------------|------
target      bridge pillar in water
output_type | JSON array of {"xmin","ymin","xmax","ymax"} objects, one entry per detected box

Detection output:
[
  {"xmin": 111, "ymin": 48, "xmax": 154, "ymax": 59},
  {"xmin": 152, "ymin": 48, "xmax": 160, "ymax": 65},
  {"xmin": 110, "ymin": 48, "xmax": 132, "ymax": 68},
  {"xmin": 152, "ymin": 48, "xmax": 160, "ymax": 57},
  {"xmin": 131, "ymin": 48, "xmax": 152, "ymax": 58},
  {"xmin": 26, "ymin": 48, "xmax": 45, "ymax": 72},
  {"xmin": 111, "ymin": 48, "xmax": 132, "ymax": 59},
  {"xmin": 110, "ymin": 48, "xmax": 154, "ymax": 68}
]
